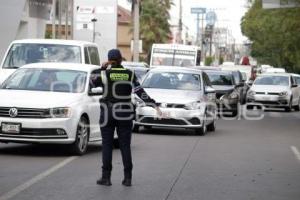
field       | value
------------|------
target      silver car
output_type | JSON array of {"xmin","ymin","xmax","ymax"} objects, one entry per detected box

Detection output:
[
  {"xmin": 247, "ymin": 73, "xmax": 300, "ymax": 111},
  {"xmin": 134, "ymin": 67, "xmax": 217, "ymax": 135}
]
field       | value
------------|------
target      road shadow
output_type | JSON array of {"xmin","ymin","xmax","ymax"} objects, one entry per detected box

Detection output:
[{"xmin": 0, "ymin": 143, "xmax": 102, "ymax": 157}]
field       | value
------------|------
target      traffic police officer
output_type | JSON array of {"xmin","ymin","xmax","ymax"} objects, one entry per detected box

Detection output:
[{"xmin": 96, "ymin": 49, "xmax": 161, "ymax": 187}]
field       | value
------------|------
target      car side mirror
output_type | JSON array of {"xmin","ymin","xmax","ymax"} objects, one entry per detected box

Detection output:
[
  {"xmin": 89, "ymin": 87, "xmax": 103, "ymax": 96},
  {"xmin": 248, "ymin": 81, "xmax": 253, "ymax": 86},
  {"xmin": 292, "ymin": 84, "xmax": 298, "ymax": 88},
  {"xmin": 205, "ymin": 86, "xmax": 215, "ymax": 94}
]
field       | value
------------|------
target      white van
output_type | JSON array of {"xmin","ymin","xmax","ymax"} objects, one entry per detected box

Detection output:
[{"xmin": 0, "ymin": 39, "xmax": 101, "ymax": 83}]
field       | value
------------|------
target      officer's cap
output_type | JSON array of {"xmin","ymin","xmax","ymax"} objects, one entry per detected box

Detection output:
[{"xmin": 108, "ymin": 49, "xmax": 122, "ymax": 61}]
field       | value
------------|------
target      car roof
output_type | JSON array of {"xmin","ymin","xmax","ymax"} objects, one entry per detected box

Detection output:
[
  {"xmin": 122, "ymin": 61, "xmax": 148, "ymax": 66},
  {"xmin": 20, "ymin": 63, "xmax": 100, "ymax": 72},
  {"xmin": 204, "ymin": 70, "xmax": 233, "ymax": 75},
  {"xmin": 11, "ymin": 39, "xmax": 97, "ymax": 47},
  {"xmin": 149, "ymin": 66, "xmax": 202, "ymax": 74}
]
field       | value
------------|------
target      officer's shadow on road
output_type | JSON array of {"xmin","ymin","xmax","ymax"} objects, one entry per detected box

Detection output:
[{"xmin": 0, "ymin": 143, "xmax": 102, "ymax": 157}]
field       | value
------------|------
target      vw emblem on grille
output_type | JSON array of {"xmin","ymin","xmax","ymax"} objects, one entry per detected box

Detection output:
[{"xmin": 9, "ymin": 108, "xmax": 18, "ymax": 118}]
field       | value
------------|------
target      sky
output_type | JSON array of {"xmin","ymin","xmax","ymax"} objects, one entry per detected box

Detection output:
[{"xmin": 118, "ymin": 0, "xmax": 248, "ymax": 43}]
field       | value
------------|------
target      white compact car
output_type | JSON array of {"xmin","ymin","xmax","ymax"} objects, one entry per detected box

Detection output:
[
  {"xmin": 134, "ymin": 67, "xmax": 217, "ymax": 136},
  {"xmin": 0, "ymin": 63, "xmax": 108, "ymax": 155},
  {"xmin": 247, "ymin": 73, "xmax": 300, "ymax": 111}
]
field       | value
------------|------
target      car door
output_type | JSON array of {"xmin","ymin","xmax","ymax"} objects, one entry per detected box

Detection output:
[
  {"xmin": 202, "ymin": 72, "xmax": 216, "ymax": 121},
  {"xmin": 87, "ymin": 69, "xmax": 102, "ymax": 140}
]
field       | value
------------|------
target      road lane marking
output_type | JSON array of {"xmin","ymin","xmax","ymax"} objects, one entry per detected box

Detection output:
[
  {"xmin": 0, "ymin": 156, "xmax": 78, "ymax": 200},
  {"xmin": 291, "ymin": 146, "xmax": 300, "ymax": 162}
]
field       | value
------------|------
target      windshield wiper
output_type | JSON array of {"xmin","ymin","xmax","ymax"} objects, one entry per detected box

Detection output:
[{"xmin": 4, "ymin": 66, "xmax": 19, "ymax": 69}]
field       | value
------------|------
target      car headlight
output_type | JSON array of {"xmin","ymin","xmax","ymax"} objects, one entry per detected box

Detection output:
[
  {"xmin": 248, "ymin": 90, "xmax": 256, "ymax": 96},
  {"xmin": 279, "ymin": 91, "xmax": 288, "ymax": 96},
  {"xmin": 44, "ymin": 107, "xmax": 72, "ymax": 118},
  {"xmin": 134, "ymin": 96, "xmax": 146, "ymax": 107},
  {"xmin": 185, "ymin": 101, "xmax": 201, "ymax": 110},
  {"xmin": 229, "ymin": 92, "xmax": 239, "ymax": 99}
]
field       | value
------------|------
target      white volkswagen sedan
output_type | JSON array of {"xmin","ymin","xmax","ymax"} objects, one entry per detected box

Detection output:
[
  {"xmin": 134, "ymin": 67, "xmax": 217, "ymax": 136},
  {"xmin": 0, "ymin": 63, "xmax": 106, "ymax": 155}
]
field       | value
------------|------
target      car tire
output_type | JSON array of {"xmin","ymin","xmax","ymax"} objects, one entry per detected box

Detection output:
[
  {"xmin": 207, "ymin": 119, "xmax": 216, "ymax": 132},
  {"xmin": 195, "ymin": 114, "xmax": 207, "ymax": 136},
  {"xmin": 132, "ymin": 124, "xmax": 140, "ymax": 133},
  {"xmin": 285, "ymin": 98, "xmax": 293, "ymax": 112},
  {"xmin": 70, "ymin": 117, "xmax": 89, "ymax": 155},
  {"xmin": 293, "ymin": 98, "xmax": 300, "ymax": 111}
]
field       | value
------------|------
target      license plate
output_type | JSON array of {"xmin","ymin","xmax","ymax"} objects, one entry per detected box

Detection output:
[
  {"xmin": 1, "ymin": 123, "xmax": 21, "ymax": 134},
  {"xmin": 262, "ymin": 96, "xmax": 270, "ymax": 101}
]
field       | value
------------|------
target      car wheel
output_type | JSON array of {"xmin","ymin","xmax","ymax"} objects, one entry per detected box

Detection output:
[
  {"xmin": 293, "ymin": 98, "xmax": 300, "ymax": 111},
  {"xmin": 70, "ymin": 117, "xmax": 89, "ymax": 155},
  {"xmin": 195, "ymin": 114, "xmax": 207, "ymax": 136},
  {"xmin": 207, "ymin": 118, "xmax": 216, "ymax": 132},
  {"xmin": 132, "ymin": 124, "xmax": 140, "ymax": 133},
  {"xmin": 285, "ymin": 98, "xmax": 293, "ymax": 112}
]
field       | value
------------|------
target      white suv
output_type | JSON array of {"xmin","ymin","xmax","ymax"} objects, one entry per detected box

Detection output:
[
  {"xmin": 0, "ymin": 39, "xmax": 101, "ymax": 83},
  {"xmin": 247, "ymin": 73, "xmax": 300, "ymax": 111}
]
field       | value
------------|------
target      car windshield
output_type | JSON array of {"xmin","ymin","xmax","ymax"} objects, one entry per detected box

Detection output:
[
  {"xmin": 206, "ymin": 72, "xmax": 234, "ymax": 86},
  {"xmin": 3, "ymin": 43, "xmax": 81, "ymax": 69},
  {"xmin": 151, "ymin": 49, "xmax": 196, "ymax": 67},
  {"xmin": 1, "ymin": 68, "xmax": 87, "ymax": 93},
  {"xmin": 254, "ymin": 76, "xmax": 290, "ymax": 86},
  {"xmin": 142, "ymin": 72, "xmax": 201, "ymax": 91}
]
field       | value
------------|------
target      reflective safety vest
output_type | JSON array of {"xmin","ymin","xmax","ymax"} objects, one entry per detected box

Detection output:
[{"xmin": 101, "ymin": 66, "xmax": 134, "ymax": 103}]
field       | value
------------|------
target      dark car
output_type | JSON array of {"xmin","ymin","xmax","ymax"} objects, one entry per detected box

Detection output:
[
  {"xmin": 205, "ymin": 70, "xmax": 242, "ymax": 116},
  {"xmin": 231, "ymin": 70, "xmax": 249, "ymax": 104}
]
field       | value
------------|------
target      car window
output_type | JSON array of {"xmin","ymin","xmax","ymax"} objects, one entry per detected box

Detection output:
[
  {"xmin": 254, "ymin": 76, "xmax": 289, "ymax": 86},
  {"xmin": 88, "ymin": 46, "xmax": 100, "ymax": 65},
  {"xmin": 206, "ymin": 72, "xmax": 234, "ymax": 86},
  {"xmin": 142, "ymin": 72, "xmax": 201, "ymax": 91},
  {"xmin": 2, "ymin": 68, "xmax": 87, "ymax": 93},
  {"xmin": 295, "ymin": 77, "xmax": 300, "ymax": 85},
  {"xmin": 84, "ymin": 47, "xmax": 90, "ymax": 64},
  {"xmin": 3, "ymin": 43, "xmax": 81, "ymax": 68}
]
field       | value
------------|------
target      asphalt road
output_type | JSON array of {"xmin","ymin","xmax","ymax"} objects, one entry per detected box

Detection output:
[{"xmin": 0, "ymin": 110, "xmax": 300, "ymax": 200}]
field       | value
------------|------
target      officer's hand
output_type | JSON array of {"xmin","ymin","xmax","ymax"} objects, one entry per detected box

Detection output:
[{"xmin": 101, "ymin": 61, "xmax": 111, "ymax": 70}]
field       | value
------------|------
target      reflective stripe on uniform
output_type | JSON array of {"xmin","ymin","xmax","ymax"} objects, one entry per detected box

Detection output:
[{"xmin": 101, "ymin": 70, "xmax": 108, "ymax": 85}]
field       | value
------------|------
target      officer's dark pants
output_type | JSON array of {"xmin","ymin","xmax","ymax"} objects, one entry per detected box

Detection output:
[{"xmin": 100, "ymin": 102, "xmax": 133, "ymax": 179}]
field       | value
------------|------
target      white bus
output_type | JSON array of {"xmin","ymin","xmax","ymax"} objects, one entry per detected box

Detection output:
[{"xmin": 150, "ymin": 44, "xmax": 199, "ymax": 68}]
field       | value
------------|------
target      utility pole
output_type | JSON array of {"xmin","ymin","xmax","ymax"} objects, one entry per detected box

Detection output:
[
  {"xmin": 58, "ymin": 0, "xmax": 63, "ymax": 39},
  {"xmin": 70, "ymin": 0, "xmax": 74, "ymax": 39},
  {"xmin": 133, "ymin": 0, "xmax": 140, "ymax": 62},
  {"xmin": 178, "ymin": 0, "xmax": 183, "ymax": 44},
  {"xmin": 201, "ymin": 13, "xmax": 204, "ymax": 61},
  {"xmin": 65, "ymin": 0, "xmax": 69, "ymax": 39},
  {"xmin": 91, "ymin": 18, "xmax": 97, "ymax": 43},
  {"xmin": 52, "ymin": 0, "xmax": 56, "ymax": 39}
]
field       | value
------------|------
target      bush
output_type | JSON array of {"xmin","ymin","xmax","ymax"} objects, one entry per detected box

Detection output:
[{"xmin": 205, "ymin": 56, "xmax": 214, "ymax": 66}]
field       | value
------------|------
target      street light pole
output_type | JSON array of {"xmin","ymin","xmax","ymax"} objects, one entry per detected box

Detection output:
[
  {"xmin": 133, "ymin": 0, "xmax": 140, "ymax": 62},
  {"xmin": 91, "ymin": 18, "xmax": 97, "ymax": 43}
]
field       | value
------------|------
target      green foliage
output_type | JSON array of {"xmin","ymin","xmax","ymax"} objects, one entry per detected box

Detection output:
[
  {"xmin": 139, "ymin": 0, "xmax": 172, "ymax": 55},
  {"xmin": 241, "ymin": 0, "xmax": 300, "ymax": 73},
  {"xmin": 205, "ymin": 56, "xmax": 214, "ymax": 66},
  {"xmin": 219, "ymin": 56, "xmax": 224, "ymax": 65}
]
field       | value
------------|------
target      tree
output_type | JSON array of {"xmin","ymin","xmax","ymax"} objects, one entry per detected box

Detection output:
[
  {"xmin": 128, "ymin": 0, "xmax": 172, "ymax": 57},
  {"xmin": 241, "ymin": 0, "xmax": 300, "ymax": 73}
]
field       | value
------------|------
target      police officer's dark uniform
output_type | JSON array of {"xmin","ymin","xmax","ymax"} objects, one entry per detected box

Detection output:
[{"xmin": 96, "ymin": 49, "xmax": 159, "ymax": 187}]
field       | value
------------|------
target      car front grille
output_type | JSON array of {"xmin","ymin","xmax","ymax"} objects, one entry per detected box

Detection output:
[
  {"xmin": 139, "ymin": 117, "xmax": 201, "ymax": 126},
  {"xmin": 0, "ymin": 107, "xmax": 48, "ymax": 119}
]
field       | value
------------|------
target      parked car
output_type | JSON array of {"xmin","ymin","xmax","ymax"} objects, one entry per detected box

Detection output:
[
  {"xmin": 134, "ymin": 67, "xmax": 217, "ymax": 136},
  {"xmin": 205, "ymin": 70, "xmax": 242, "ymax": 116},
  {"xmin": 0, "ymin": 39, "xmax": 100, "ymax": 83},
  {"xmin": 122, "ymin": 62, "xmax": 149, "ymax": 82},
  {"xmin": 247, "ymin": 73, "xmax": 300, "ymax": 111},
  {"xmin": 0, "ymin": 63, "xmax": 115, "ymax": 155}
]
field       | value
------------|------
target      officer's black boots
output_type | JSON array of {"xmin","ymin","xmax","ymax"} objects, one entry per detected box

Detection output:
[
  {"xmin": 122, "ymin": 178, "xmax": 132, "ymax": 187},
  {"xmin": 97, "ymin": 172, "xmax": 112, "ymax": 186},
  {"xmin": 122, "ymin": 171, "xmax": 132, "ymax": 187}
]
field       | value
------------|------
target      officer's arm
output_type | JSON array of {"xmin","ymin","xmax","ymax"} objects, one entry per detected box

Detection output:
[{"xmin": 133, "ymin": 74, "xmax": 156, "ymax": 106}]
